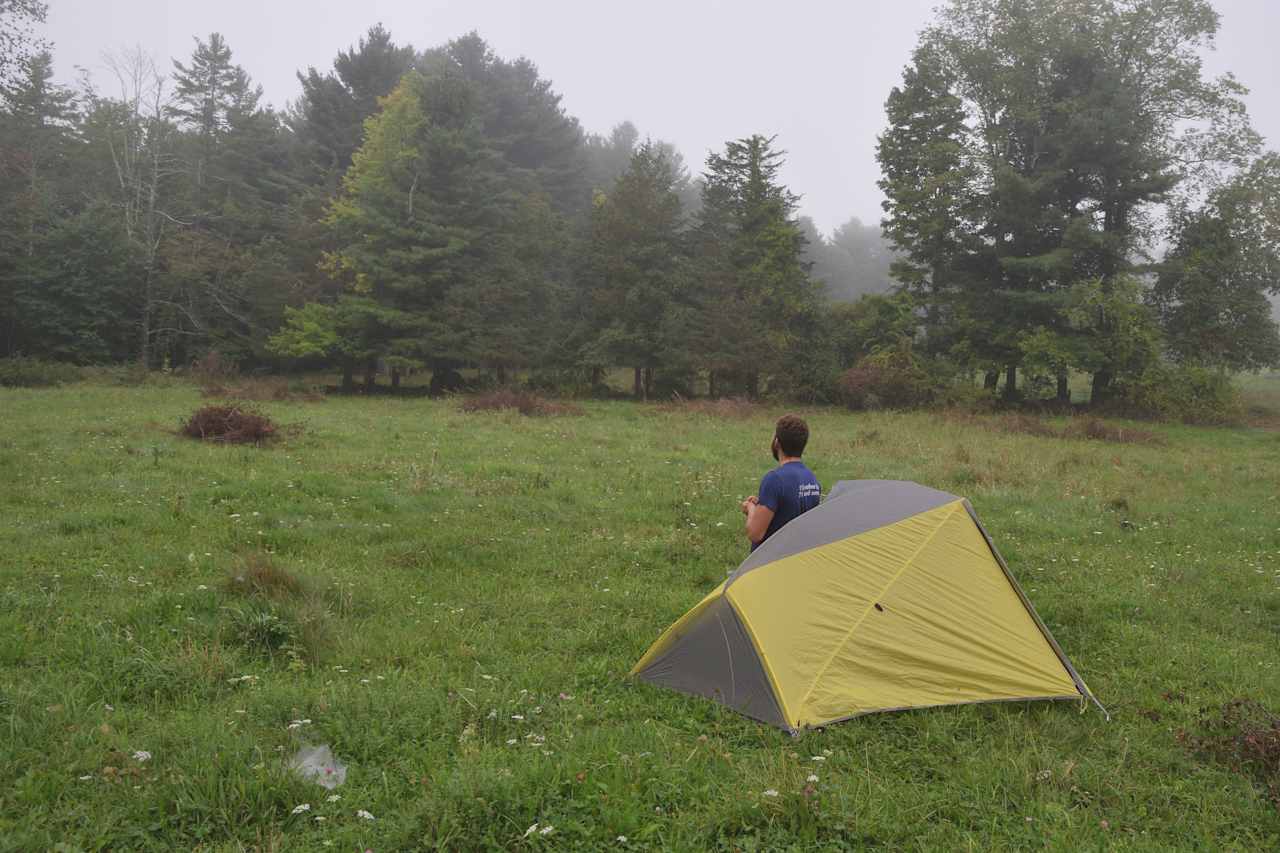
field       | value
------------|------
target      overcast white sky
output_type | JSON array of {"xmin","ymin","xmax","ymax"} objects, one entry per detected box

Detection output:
[{"xmin": 42, "ymin": 0, "xmax": 1280, "ymax": 234}]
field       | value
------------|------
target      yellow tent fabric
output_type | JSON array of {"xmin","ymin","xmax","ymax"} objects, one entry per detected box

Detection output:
[{"xmin": 632, "ymin": 481, "xmax": 1098, "ymax": 732}]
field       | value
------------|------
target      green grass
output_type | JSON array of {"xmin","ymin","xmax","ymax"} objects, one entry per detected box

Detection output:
[{"xmin": 1, "ymin": 384, "xmax": 1279, "ymax": 851}]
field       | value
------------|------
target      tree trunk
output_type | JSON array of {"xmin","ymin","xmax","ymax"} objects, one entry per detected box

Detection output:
[
  {"xmin": 590, "ymin": 366, "xmax": 603, "ymax": 387},
  {"xmin": 708, "ymin": 370, "xmax": 718, "ymax": 399},
  {"xmin": 138, "ymin": 295, "xmax": 151, "ymax": 369},
  {"xmin": 643, "ymin": 367, "xmax": 654, "ymax": 400},
  {"xmin": 496, "ymin": 364, "xmax": 507, "ymax": 386},
  {"xmin": 747, "ymin": 371, "xmax": 760, "ymax": 400},
  {"xmin": 391, "ymin": 367, "xmax": 401, "ymax": 390},
  {"xmin": 1002, "ymin": 364, "xmax": 1017, "ymax": 400},
  {"xmin": 983, "ymin": 370, "xmax": 999, "ymax": 391},
  {"xmin": 1056, "ymin": 372, "xmax": 1070, "ymax": 404},
  {"xmin": 1091, "ymin": 369, "xmax": 1113, "ymax": 405},
  {"xmin": 363, "ymin": 360, "xmax": 377, "ymax": 392},
  {"xmin": 633, "ymin": 366, "xmax": 643, "ymax": 399},
  {"xmin": 341, "ymin": 359, "xmax": 355, "ymax": 393}
]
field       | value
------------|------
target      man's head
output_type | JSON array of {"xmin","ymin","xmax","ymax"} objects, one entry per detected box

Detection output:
[{"xmin": 772, "ymin": 414, "xmax": 809, "ymax": 461}]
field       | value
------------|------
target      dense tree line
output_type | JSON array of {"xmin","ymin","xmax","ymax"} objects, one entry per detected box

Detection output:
[
  {"xmin": 1, "ymin": 0, "xmax": 1277, "ymax": 405},
  {"xmin": 877, "ymin": 0, "xmax": 1280, "ymax": 402}
]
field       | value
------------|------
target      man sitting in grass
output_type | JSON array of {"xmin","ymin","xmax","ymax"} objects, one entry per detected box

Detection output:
[{"xmin": 741, "ymin": 414, "xmax": 821, "ymax": 551}]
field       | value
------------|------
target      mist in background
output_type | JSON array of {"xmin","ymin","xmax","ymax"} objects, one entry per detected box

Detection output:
[{"xmin": 41, "ymin": 0, "xmax": 1279, "ymax": 237}]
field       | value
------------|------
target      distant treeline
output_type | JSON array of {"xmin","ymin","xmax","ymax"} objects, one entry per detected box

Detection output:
[{"xmin": 0, "ymin": 0, "xmax": 1277, "ymax": 406}]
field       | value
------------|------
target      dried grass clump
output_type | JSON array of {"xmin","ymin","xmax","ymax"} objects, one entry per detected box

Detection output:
[
  {"xmin": 657, "ymin": 395, "xmax": 759, "ymax": 419},
  {"xmin": 1061, "ymin": 417, "xmax": 1161, "ymax": 445},
  {"xmin": 941, "ymin": 411, "xmax": 1163, "ymax": 445},
  {"xmin": 181, "ymin": 404, "xmax": 277, "ymax": 443},
  {"xmin": 459, "ymin": 389, "xmax": 583, "ymax": 417},
  {"xmin": 224, "ymin": 552, "xmax": 305, "ymax": 599}
]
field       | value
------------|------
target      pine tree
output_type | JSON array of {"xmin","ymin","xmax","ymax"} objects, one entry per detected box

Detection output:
[
  {"xmin": 292, "ymin": 24, "xmax": 416, "ymax": 185},
  {"xmin": 691, "ymin": 135, "xmax": 816, "ymax": 397},
  {"xmin": 581, "ymin": 141, "xmax": 689, "ymax": 398}
]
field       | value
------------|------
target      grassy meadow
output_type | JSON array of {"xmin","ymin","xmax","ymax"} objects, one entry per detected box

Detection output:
[{"xmin": 1, "ymin": 382, "xmax": 1279, "ymax": 850}]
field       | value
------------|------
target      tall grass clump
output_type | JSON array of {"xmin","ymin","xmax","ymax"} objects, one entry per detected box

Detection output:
[{"xmin": 0, "ymin": 356, "xmax": 82, "ymax": 387}]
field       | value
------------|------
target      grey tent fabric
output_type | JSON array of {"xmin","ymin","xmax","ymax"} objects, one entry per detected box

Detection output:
[
  {"xmin": 726, "ymin": 480, "xmax": 958, "ymax": 589},
  {"xmin": 633, "ymin": 596, "xmax": 786, "ymax": 729}
]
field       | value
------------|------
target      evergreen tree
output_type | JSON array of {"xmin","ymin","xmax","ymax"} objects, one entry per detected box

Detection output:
[
  {"xmin": 691, "ymin": 134, "xmax": 816, "ymax": 398},
  {"xmin": 581, "ymin": 141, "xmax": 689, "ymax": 398},
  {"xmin": 1152, "ymin": 153, "xmax": 1280, "ymax": 371},
  {"xmin": 292, "ymin": 24, "xmax": 416, "ymax": 185}
]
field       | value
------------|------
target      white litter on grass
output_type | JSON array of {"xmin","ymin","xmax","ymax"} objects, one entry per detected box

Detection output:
[
  {"xmin": 287, "ymin": 744, "xmax": 347, "ymax": 789},
  {"xmin": 132, "ymin": 750, "xmax": 151, "ymax": 763},
  {"xmin": 291, "ymin": 803, "xmax": 310, "ymax": 815}
]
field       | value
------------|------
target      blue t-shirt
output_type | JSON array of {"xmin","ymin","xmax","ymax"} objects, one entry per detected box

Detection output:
[{"xmin": 753, "ymin": 461, "xmax": 821, "ymax": 550}]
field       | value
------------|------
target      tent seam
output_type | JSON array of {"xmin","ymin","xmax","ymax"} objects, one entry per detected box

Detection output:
[
  {"xmin": 793, "ymin": 500, "xmax": 962, "ymax": 723},
  {"xmin": 725, "ymin": 591, "xmax": 794, "ymax": 729}
]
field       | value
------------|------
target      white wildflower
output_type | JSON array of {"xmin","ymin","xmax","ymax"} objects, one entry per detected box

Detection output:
[
  {"xmin": 356, "ymin": 809, "xmax": 375, "ymax": 820},
  {"xmin": 617, "ymin": 836, "xmax": 628, "ymax": 844},
  {"xmin": 540, "ymin": 825, "xmax": 555, "ymax": 836},
  {"xmin": 523, "ymin": 822, "xmax": 539, "ymax": 838},
  {"xmin": 291, "ymin": 803, "xmax": 310, "ymax": 815},
  {"xmin": 762, "ymin": 788, "xmax": 779, "ymax": 797},
  {"xmin": 806, "ymin": 774, "xmax": 819, "ymax": 783},
  {"xmin": 325, "ymin": 794, "xmax": 341, "ymax": 802}
]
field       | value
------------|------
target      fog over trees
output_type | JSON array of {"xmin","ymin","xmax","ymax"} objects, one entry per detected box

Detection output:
[{"xmin": 1, "ymin": 0, "xmax": 1277, "ymax": 406}]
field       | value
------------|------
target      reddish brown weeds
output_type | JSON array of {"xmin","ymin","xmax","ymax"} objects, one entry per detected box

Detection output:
[
  {"xmin": 1178, "ymin": 699, "xmax": 1280, "ymax": 809},
  {"xmin": 941, "ymin": 411, "xmax": 1163, "ymax": 445},
  {"xmin": 459, "ymin": 389, "xmax": 583, "ymax": 417},
  {"xmin": 181, "ymin": 404, "xmax": 277, "ymax": 443},
  {"xmin": 656, "ymin": 395, "xmax": 759, "ymax": 418}
]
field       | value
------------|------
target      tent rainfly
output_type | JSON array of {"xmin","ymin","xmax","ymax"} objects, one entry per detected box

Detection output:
[{"xmin": 631, "ymin": 480, "xmax": 1106, "ymax": 733}]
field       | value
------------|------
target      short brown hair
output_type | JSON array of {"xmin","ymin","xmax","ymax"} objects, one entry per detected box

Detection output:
[{"xmin": 775, "ymin": 414, "xmax": 809, "ymax": 457}]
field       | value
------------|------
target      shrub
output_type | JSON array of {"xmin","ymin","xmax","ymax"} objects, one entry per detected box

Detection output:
[
  {"xmin": 181, "ymin": 404, "xmax": 277, "ymax": 443},
  {"xmin": 0, "ymin": 357, "xmax": 82, "ymax": 387},
  {"xmin": 1111, "ymin": 363, "xmax": 1245, "ymax": 425},
  {"xmin": 837, "ymin": 343, "xmax": 933, "ymax": 410},
  {"xmin": 459, "ymin": 389, "xmax": 583, "ymax": 417}
]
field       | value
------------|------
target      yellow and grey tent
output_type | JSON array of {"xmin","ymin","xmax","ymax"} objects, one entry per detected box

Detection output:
[{"xmin": 631, "ymin": 480, "xmax": 1105, "ymax": 733}]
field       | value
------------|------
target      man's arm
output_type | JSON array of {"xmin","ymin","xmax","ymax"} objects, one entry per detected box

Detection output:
[{"xmin": 745, "ymin": 501, "xmax": 774, "ymax": 545}]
